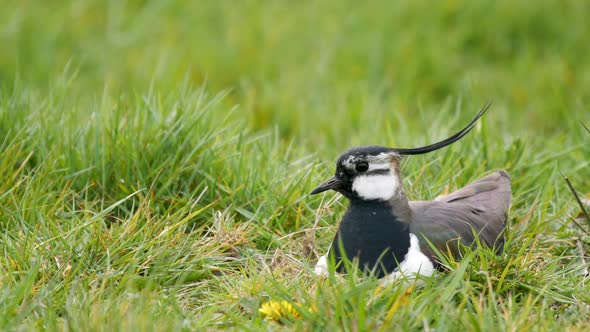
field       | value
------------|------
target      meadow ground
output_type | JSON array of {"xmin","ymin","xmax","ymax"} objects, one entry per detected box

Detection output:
[{"xmin": 1, "ymin": 1, "xmax": 589, "ymax": 330}]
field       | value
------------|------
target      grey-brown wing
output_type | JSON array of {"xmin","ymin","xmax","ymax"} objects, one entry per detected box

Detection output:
[
  {"xmin": 435, "ymin": 170, "xmax": 511, "ymax": 211},
  {"xmin": 409, "ymin": 170, "xmax": 511, "ymax": 260}
]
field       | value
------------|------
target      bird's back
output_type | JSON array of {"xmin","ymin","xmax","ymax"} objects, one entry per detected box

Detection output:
[{"xmin": 408, "ymin": 170, "xmax": 511, "ymax": 262}]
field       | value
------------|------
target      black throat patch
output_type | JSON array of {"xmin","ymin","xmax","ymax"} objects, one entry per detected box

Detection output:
[{"xmin": 329, "ymin": 200, "xmax": 411, "ymax": 278}]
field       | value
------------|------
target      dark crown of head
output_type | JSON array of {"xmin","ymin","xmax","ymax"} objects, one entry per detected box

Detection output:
[{"xmin": 337, "ymin": 146, "xmax": 394, "ymax": 163}]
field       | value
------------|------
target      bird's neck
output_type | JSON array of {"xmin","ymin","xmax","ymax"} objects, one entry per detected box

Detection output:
[
  {"xmin": 351, "ymin": 185, "xmax": 413, "ymax": 222},
  {"xmin": 346, "ymin": 198, "xmax": 411, "ymax": 236},
  {"xmin": 387, "ymin": 168, "xmax": 412, "ymax": 223},
  {"xmin": 387, "ymin": 190, "xmax": 413, "ymax": 223}
]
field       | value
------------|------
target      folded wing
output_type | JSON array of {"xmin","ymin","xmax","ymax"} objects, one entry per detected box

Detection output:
[{"xmin": 409, "ymin": 170, "xmax": 511, "ymax": 262}]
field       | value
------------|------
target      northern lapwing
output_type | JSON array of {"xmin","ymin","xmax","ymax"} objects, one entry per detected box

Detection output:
[{"xmin": 311, "ymin": 104, "xmax": 511, "ymax": 281}]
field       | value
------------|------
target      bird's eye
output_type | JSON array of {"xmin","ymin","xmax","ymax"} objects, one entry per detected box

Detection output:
[{"xmin": 355, "ymin": 161, "xmax": 369, "ymax": 172}]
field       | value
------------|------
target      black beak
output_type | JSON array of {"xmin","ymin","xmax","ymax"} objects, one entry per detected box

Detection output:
[{"xmin": 310, "ymin": 176, "xmax": 344, "ymax": 195}]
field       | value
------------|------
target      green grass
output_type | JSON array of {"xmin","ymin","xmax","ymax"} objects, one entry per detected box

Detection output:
[{"xmin": 1, "ymin": 0, "xmax": 589, "ymax": 330}]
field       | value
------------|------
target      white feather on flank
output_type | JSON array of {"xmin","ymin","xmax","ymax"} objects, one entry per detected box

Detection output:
[
  {"xmin": 382, "ymin": 233, "xmax": 435, "ymax": 285},
  {"xmin": 352, "ymin": 171, "xmax": 398, "ymax": 201},
  {"xmin": 314, "ymin": 255, "xmax": 328, "ymax": 277}
]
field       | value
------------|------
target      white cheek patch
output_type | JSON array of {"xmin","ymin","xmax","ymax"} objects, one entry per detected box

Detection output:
[
  {"xmin": 383, "ymin": 233, "xmax": 435, "ymax": 284},
  {"xmin": 352, "ymin": 171, "xmax": 398, "ymax": 201}
]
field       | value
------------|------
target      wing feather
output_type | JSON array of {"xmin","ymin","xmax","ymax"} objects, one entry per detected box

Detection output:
[{"xmin": 409, "ymin": 170, "xmax": 511, "ymax": 261}]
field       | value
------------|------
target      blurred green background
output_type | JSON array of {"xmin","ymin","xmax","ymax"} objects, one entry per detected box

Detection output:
[{"xmin": 3, "ymin": 0, "xmax": 589, "ymax": 144}]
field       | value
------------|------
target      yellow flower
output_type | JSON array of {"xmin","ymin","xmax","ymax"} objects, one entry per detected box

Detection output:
[{"xmin": 259, "ymin": 300, "xmax": 301, "ymax": 321}]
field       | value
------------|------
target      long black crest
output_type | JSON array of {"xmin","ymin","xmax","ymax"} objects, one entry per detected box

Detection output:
[{"xmin": 392, "ymin": 102, "xmax": 491, "ymax": 155}]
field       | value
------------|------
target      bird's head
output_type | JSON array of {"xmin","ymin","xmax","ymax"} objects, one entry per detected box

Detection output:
[
  {"xmin": 310, "ymin": 146, "xmax": 403, "ymax": 201},
  {"xmin": 310, "ymin": 103, "xmax": 491, "ymax": 202}
]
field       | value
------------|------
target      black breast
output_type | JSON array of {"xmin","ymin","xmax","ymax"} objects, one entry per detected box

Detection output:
[{"xmin": 329, "ymin": 200, "xmax": 411, "ymax": 278}]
